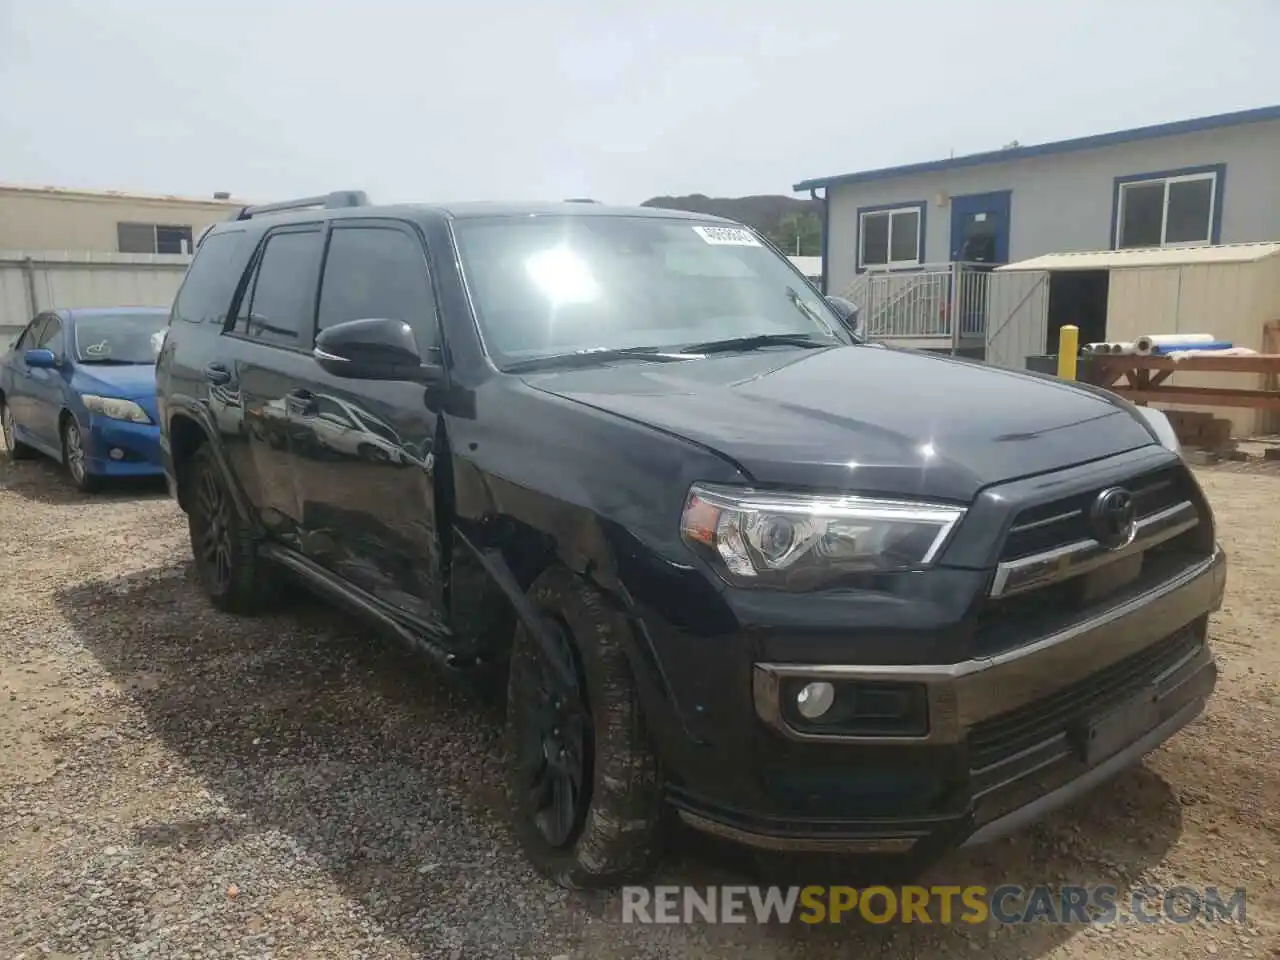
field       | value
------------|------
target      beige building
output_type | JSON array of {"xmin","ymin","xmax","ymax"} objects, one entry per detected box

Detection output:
[{"xmin": 0, "ymin": 183, "xmax": 247, "ymax": 254}]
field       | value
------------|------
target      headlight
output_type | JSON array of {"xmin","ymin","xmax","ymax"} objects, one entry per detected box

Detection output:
[
  {"xmin": 83, "ymin": 395, "xmax": 152, "ymax": 424},
  {"xmin": 679, "ymin": 483, "xmax": 966, "ymax": 589},
  {"xmin": 1134, "ymin": 406, "xmax": 1180, "ymax": 454}
]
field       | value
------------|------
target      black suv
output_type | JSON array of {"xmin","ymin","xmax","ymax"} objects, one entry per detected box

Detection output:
[{"xmin": 156, "ymin": 191, "xmax": 1226, "ymax": 888}]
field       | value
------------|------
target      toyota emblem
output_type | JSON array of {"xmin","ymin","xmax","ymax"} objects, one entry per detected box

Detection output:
[{"xmin": 1090, "ymin": 487, "xmax": 1137, "ymax": 550}]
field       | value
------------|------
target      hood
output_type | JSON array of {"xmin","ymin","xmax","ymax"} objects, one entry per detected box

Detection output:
[
  {"xmin": 521, "ymin": 346, "xmax": 1156, "ymax": 503},
  {"xmin": 72, "ymin": 363, "xmax": 159, "ymax": 415}
]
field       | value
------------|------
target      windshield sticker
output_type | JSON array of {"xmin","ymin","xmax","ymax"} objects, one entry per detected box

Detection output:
[
  {"xmin": 84, "ymin": 339, "xmax": 111, "ymax": 356},
  {"xmin": 692, "ymin": 225, "xmax": 761, "ymax": 247}
]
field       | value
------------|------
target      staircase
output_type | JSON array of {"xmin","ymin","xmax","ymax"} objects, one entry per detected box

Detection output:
[{"xmin": 838, "ymin": 262, "xmax": 991, "ymax": 352}]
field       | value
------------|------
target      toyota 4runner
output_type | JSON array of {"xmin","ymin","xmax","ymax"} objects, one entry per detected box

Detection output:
[{"xmin": 155, "ymin": 191, "xmax": 1226, "ymax": 888}]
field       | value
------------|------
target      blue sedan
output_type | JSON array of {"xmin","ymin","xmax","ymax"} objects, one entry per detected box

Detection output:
[{"xmin": 0, "ymin": 307, "xmax": 170, "ymax": 491}]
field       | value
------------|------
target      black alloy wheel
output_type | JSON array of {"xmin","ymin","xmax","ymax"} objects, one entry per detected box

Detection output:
[
  {"xmin": 517, "ymin": 617, "xmax": 593, "ymax": 848},
  {"xmin": 193, "ymin": 455, "xmax": 234, "ymax": 595}
]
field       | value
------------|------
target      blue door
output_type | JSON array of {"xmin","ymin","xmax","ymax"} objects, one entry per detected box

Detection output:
[
  {"xmin": 949, "ymin": 191, "xmax": 1012, "ymax": 263},
  {"xmin": 24, "ymin": 314, "xmax": 68, "ymax": 447}
]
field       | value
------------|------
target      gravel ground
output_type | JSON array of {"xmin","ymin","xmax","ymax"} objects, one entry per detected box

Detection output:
[{"xmin": 1, "ymin": 451, "xmax": 1278, "ymax": 959}]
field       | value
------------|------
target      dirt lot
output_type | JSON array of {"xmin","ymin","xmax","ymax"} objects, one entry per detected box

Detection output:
[{"xmin": 1, "ymin": 451, "xmax": 1277, "ymax": 960}]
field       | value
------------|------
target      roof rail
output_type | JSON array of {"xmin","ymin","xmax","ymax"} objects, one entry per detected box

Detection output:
[{"xmin": 234, "ymin": 190, "xmax": 369, "ymax": 221}]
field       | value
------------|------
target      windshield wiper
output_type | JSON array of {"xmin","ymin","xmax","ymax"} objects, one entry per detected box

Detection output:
[
  {"xmin": 676, "ymin": 332, "xmax": 836, "ymax": 355},
  {"xmin": 503, "ymin": 346, "xmax": 694, "ymax": 373},
  {"xmin": 77, "ymin": 357, "xmax": 141, "ymax": 365}
]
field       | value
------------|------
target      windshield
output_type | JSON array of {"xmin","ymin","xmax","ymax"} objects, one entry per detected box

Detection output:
[
  {"xmin": 73, "ymin": 312, "xmax": 169, "ymax": 364},
  {"xmin": 451, "ymin": 215, "xmax": 848, "ymax": 368}
]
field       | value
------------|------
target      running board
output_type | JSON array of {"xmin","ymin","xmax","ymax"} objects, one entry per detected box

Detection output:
[{"xmin": 259, "ymin": 543, "xmax": 478, "ymax": 671}]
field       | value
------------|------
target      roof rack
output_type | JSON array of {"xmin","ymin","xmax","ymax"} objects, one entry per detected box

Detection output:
[{"xmin": 234, "ymin": 190, "xmax": 368, "ymax": 221}]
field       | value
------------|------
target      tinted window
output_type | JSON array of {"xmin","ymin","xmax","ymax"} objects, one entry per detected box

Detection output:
[
  {"xmin": 36, "ymin": 317, "xmax": 64, "ymax": 356},
  {"xmin": 316, "ymin": 226, "xmax": 438, "ymax": 348},
  {"xmin": 73, "ymin": 312, "xmax": 169, "ymax": 364},
  {"xmin": 15, "ymin": 317, "xmax": 47, "ymax": 351},
  {"xmin": 173, "ymin": 230, "xmax": 252, "ymax": 326},
  {"xmin": 245, "ymin": 230, "xmax": 324, "ymax": 347}
]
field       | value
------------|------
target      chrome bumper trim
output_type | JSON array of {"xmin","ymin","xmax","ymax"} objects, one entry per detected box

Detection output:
[
  {"xmin": 753, "ymin": 545, "xmax": 1225, "ymax": 746},
  {"xmin": 990, "ymin": 500, "xmax": 1199, "ymax": 599}
]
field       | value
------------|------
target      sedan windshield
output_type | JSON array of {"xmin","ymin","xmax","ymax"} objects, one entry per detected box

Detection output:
[
  {"xmin": 73, "ymin": 312, "xmax": 169, "ymax": 364},
  {"xmin": 451, "ymin": 215, "xmax": 847, "ymax": 368}
]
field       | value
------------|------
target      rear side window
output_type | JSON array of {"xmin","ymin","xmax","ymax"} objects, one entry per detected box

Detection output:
[
  {"xmin": 243, "ymin": 229, "xmax": 324, "ymax": 348},
  {"xmin": 172, "ymin": 230, "xmax": 253, "ymax": 326},
  {"xmin": 316, "ymin": 226, "xmax": 439, "ymax": 349}
]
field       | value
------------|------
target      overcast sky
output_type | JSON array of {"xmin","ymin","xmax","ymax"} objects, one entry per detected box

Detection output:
[{"xmin": 0, "ymin": 0, "xmax": 1276, "ymax": 205}]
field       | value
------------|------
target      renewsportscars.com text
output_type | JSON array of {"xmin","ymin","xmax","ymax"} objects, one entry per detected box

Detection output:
[{"xmin": 621, "ymin": 884, "xmax": 1247, "ymax": 925}]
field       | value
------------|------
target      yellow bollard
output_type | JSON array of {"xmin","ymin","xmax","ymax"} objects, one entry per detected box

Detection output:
[{"xmin": 1057, "ymin": 324, "xmax": 1079, "ymax": 380}]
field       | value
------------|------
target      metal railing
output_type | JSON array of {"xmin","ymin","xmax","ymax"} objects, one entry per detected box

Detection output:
[{"xmin": 840, "ymin": 262, "xmax": 993, "ymax": 348}]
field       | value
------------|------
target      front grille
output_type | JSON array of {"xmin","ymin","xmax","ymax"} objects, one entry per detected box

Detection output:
[
  {"xmin": 999, "ymin": 464, "xmax": 1188, "ymax": 562},
  {"xmin": 974, "ymin": 531, "xmax": 1204, "ymax": 654},
  {"xmin": 968, "ymin": 619, "xmax": 1204, "ymax": 771},
  {"xmin": 974, "ymin": 461, "xmax": 1211, "ymax": 655}
]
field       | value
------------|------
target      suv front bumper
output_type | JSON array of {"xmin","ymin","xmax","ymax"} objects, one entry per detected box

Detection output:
[{"xmin": 672, "ymin": 545, "xmax": 1226, "ymax": 855}]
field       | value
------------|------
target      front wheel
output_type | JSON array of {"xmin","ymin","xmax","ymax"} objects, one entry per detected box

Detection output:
[
  {"xmin": 183, "ymin": 444, "xmax": 275, "ymax": 614},
  {"xmin": 505, "ymin": 566, "xmax": 665, "ymax": 889},
  {"xmin": 61, "ymin": 416, "xmax": 98, "ymax": 492}
]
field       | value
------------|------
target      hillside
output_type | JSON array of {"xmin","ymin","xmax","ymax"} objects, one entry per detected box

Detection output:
[{"xmin": 640, "ymin": 193, "xmax": 822, "ymax": 255}]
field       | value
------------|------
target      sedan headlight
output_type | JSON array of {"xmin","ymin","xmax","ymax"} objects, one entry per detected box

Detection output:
[
  {"xmin": 679, "ymin": 483, "xmax": 966, "ymax": 589},
  {"xmin": 83, "ymin": 394, "xmax": 152, "ymax": 424}
]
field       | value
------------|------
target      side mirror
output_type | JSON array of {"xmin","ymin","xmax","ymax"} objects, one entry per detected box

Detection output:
[
  {"xmin": 824, "ymin": 296, "xmax": 863, "ymax": 341},
  {"xmin": 313, "ymin": 318, "xmax": 443, "ymax": 384},
  {"xmin": 24, "ymin": 348, "xmax": 57, "ymax": 369}
]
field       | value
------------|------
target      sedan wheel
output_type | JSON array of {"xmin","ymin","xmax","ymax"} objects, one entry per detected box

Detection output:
[{"xmin": 62, "ymin": 418, "xmax": 97, "ymax": 491}]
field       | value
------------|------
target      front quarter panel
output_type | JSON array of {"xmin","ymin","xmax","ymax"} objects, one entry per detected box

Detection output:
[{"xmin": 445, "ymin": 376, "xmax": 750, "ymax": 769}]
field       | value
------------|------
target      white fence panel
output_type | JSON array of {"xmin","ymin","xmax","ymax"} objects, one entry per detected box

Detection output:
[{"xmin": 1, "ymin": 250, "xmax": 192, "ymax": 346}]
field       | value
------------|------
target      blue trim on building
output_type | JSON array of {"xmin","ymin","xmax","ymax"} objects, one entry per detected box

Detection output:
[
  {"xmin": 1108, "ymin": 163, "xmax": 1227, "ymax": 249},
  {"xmin": 854, "ymin": 200, "xmax": 927, "ymax": 274},
  {"xmin": 793, "ymin": 104, "xmax": 1280, "ymax": 192}
]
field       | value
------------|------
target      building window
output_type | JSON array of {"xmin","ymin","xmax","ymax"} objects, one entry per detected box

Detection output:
[
  {"xmin": 858, "ymin": 204, "xmax": 923, "ymax": 269},
  {"xmin": 1114, "ymin": 168, "xmax": 1220, "ymax": 249},
  {"xmin": 117, "ymin": 222, "xmax": 195, "ymax": 255}
]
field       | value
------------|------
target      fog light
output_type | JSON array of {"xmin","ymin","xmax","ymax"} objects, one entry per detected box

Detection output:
[
  {"xmin": 796, "ymin": 681, "xmax": 836, "ymax": 720},
  {"xmin": 109, "ymin": 447, "xmax": 124, "ymax": 460}
]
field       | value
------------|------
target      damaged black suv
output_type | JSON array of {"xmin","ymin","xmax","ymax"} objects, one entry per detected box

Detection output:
[{"xmin": 155, "ymin": 191, "xmax": 1225, "ymax": 888}]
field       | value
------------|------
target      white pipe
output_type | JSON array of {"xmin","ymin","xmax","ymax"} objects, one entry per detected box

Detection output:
[
  {"xmin": 1135, "ymin": 333, "xmax": 1216, "ymax": 355},
  {"xmin": 1110, "ymin": 341, "xmax": 1138, "ymax": 355}
]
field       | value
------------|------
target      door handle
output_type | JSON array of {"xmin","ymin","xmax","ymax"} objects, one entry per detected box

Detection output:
[{"xmin": 204, "ymin": 363, "xmax": 231, "ymax": 385}]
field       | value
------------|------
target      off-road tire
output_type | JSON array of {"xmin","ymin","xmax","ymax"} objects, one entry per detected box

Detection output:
[
  {"xmin": 183, "ymin": 443, "xmax": 276, "ymax": 615},
  {"xmin": 505, "ymin": 566, "xmax": 665, "ymax": 889}
]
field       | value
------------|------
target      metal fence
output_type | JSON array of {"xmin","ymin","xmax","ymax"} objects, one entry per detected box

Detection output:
[
  {"xmin": 1, "ymin": 250, "xmax": 191, "ymax": 347},
  {"xmin": 841, "ymin": 262, "xmax": 993, "ymax": 347}
]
